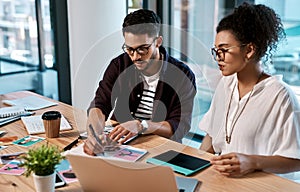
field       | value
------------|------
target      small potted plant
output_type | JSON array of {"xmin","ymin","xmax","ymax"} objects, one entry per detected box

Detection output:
[{"xmin": 20, "ymin": 143, "xmax": 64, "ymax": 192}]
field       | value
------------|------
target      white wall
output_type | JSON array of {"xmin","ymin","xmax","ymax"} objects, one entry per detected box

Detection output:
[{"xmin": 67, "ymin": 0, "xmax": 126, "ymax": 110}]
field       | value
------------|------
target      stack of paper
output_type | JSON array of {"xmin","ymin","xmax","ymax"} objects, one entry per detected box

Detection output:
[{"xmin": 2, "ymin": 96, "xmax": 57, "ymax": 111}]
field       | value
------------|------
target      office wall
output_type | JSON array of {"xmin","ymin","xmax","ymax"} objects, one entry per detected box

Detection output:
[{"xmin": 67, "ymin": 0, "xmax": 126, "ymax": 110}]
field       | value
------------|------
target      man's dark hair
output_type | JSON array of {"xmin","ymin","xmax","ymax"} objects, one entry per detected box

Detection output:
[{"xmin": 122, "ymin": 9, "xmax": 161, "ymax": 37}]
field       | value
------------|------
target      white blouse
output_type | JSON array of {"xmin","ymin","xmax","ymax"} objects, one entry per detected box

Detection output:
[{"xmin": 199, "ymin": 74, "xmax": 300, "ymax": 182}]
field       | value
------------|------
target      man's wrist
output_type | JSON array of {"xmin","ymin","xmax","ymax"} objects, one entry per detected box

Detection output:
[
  {"xmin": 136, "ymin": 119, "xmax": 149, "ymax": 134},
  {"xmin": 140, "ymin": 120, "xmax": 149, "ymax": 134}
]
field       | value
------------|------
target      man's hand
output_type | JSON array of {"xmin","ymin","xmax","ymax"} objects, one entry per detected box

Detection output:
[
  {"xmin": 109, "ymin": 120, "xmax": 141, "ymax": 144},
  {"xmin": 83, "ymin": 134, "xmax": 105, "ymax": 156},
  {"xmin": 83, "ymin": 108, "xmax": 106, "ymax": 156}
]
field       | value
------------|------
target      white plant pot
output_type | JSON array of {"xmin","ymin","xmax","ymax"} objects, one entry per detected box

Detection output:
[{"xmin": 33, "ymin": 172, "xmax": 55, "ymax": 192}]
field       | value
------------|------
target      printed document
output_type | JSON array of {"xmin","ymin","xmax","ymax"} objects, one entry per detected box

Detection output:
[{"xmin": 21, "ymin": 115, "xmax": 72, "ymax": 134}]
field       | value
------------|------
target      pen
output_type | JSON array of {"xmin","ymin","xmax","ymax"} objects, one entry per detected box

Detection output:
[
  {"xmin": 63, "ymin": 136, "xmax": 80, "ymax": 151},
  {"xmin": 0, "ymin": 131, "xmax": 7, "ymax": 137},
  {"xmin": 88, "ymin": 124, "xmax": 104, "ymax": 145}
]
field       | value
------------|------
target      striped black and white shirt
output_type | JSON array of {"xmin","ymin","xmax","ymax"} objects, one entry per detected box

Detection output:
[{"xmin": 134, "ymin": 65, "xmax": 162, "ymax": 120}]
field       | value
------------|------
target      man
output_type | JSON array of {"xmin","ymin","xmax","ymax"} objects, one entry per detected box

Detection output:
[{"xmin": 84, "ymin": 9, "xmax": 196, "ymax": 155}]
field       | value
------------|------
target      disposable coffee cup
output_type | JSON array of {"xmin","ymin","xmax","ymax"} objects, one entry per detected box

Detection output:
[{"xmin": 42, "ymin": 111, "xmax": 61, "ymax": 138}]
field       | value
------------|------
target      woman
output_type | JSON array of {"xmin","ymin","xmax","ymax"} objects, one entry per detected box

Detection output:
[{"xmin": 199, "ymin": 2, "xmax": 300, "ymax": 181}]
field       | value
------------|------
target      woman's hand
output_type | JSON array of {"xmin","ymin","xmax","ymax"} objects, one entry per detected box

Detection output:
[{"xmin": 210, "ymin": 153, "xmax": 256, "ymax": 177}]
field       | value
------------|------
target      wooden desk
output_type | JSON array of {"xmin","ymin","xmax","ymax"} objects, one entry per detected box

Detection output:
[
  {"xmin": 0, "ymin": 91, "xmax": 86, "ymax": 191},
  {"xmin": 1, "ymin": 91, "xmax": 300, "ymax": 192}
]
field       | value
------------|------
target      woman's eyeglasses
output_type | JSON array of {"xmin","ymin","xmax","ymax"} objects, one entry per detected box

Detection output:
[
  {"xmin": 211, "ymin": 44, "xmax": 246, "ymax": 61},
  {"xmin": 122, "ymin": 37, "xmax": 158, "ymax": 56}
]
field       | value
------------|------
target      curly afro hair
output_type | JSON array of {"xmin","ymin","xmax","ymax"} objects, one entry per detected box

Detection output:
[{"xmin": 216, "ymin": 2, "xmax": 285, "ymax": 61}]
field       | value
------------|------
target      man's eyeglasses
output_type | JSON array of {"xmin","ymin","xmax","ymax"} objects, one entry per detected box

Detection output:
[
  {"xmin": 211, "ymin": 44, "xmax": 246, "ymax": 61},
  {"xmin": 122, "ymin": 37, "xmax": 158, "ymax": 56}
]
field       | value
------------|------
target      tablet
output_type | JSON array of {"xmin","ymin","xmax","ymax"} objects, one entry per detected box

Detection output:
[{"xmin": 146, "ymin": 150, "xmax": 211, "ymax": 176}]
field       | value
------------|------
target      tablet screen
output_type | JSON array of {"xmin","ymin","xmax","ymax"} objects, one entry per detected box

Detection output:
[{"xmin": 147, "ymin": 150, "xmax": 210, "ymax": 175}]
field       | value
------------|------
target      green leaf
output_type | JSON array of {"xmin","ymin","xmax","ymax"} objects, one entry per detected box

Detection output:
[{"xmin": 19, "ymin": 143, "xmax": 65, "ymax": 176}]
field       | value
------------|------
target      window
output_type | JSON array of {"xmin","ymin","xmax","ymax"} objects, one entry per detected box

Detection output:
[
  {"xmin": 127, "ymin": 0, "xmax": 144, "ymax": 13},
  {"xmin": 165, "ymin": 0, "xmax": 300, "ymax": 147},
  {"xmin": 0, "ymin": 0, "xmax": 38, "ymax": 72},
  {"xmin": 257, "ymin": 0, "xmax": 300, "ymax": 87},
  {"xmin": 0, "ymin": 0, "xmax": 57, "ymax": 99},
  {"xmin": 168, "ymin": 1, "xmax": 219, "ymax": 147}
]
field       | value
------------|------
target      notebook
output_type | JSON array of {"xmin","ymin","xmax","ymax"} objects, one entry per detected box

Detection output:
[
  {"xmin": 146, "ymin": 150, "xmax": 211, "ymax": 176},
  {"xmin": 66, "ymin": 154, "xmax": 200, "ymax": 192},
  {"xmin": 0, "ymin": 107, "xmax": 34, "ymax": 127},
  {"xmin": 0, "ymin": 106, "xmax": 27, "ymax": 118},
  {"xmin": 64, "ymin": 143, "xmax": 147, "ymax": 162}
]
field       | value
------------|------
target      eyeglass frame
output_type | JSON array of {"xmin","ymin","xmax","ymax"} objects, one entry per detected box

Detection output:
[
  {"xmin": 211, "ymin": 44, "xmax": 247, "ymax": 61},
  {"xmin": 122, "ymin": 37, "xmax": 159, "ymax": 56}
]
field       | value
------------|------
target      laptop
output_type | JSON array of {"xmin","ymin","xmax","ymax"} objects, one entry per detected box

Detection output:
[{"xmin": 66, "ymin": 154, "xmax": 200, "ymax": 192}]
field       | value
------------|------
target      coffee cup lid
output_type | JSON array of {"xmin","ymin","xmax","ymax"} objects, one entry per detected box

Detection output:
[{"xmin": 42, "ymin": 111, "xmax": 61, "ymax": 120}]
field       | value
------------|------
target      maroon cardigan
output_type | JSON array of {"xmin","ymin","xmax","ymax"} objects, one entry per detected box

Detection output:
[{"xmin": 89, "ymin": 46, "xmax": 196, "ymax": 142}]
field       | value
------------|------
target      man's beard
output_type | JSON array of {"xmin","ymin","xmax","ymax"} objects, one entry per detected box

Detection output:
[{"xmin": 141, "ymin": 48, "xmax": 158, "ymax": 72}]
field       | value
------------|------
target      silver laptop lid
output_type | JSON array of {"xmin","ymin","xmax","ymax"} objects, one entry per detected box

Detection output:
[{"xmin": 66, "ymin": 154, "xmax": 178, "ymax": 192}]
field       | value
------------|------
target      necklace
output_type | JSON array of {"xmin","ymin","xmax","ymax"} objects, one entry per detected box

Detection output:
[{"xmin": 225, "ymin": 72, "xmax": 264, "ymax": 144}]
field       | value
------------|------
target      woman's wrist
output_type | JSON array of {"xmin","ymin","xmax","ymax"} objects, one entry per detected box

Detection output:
[{"xmin": 249, "ymin": 155, "xmax": 262, "ymax": 172}]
